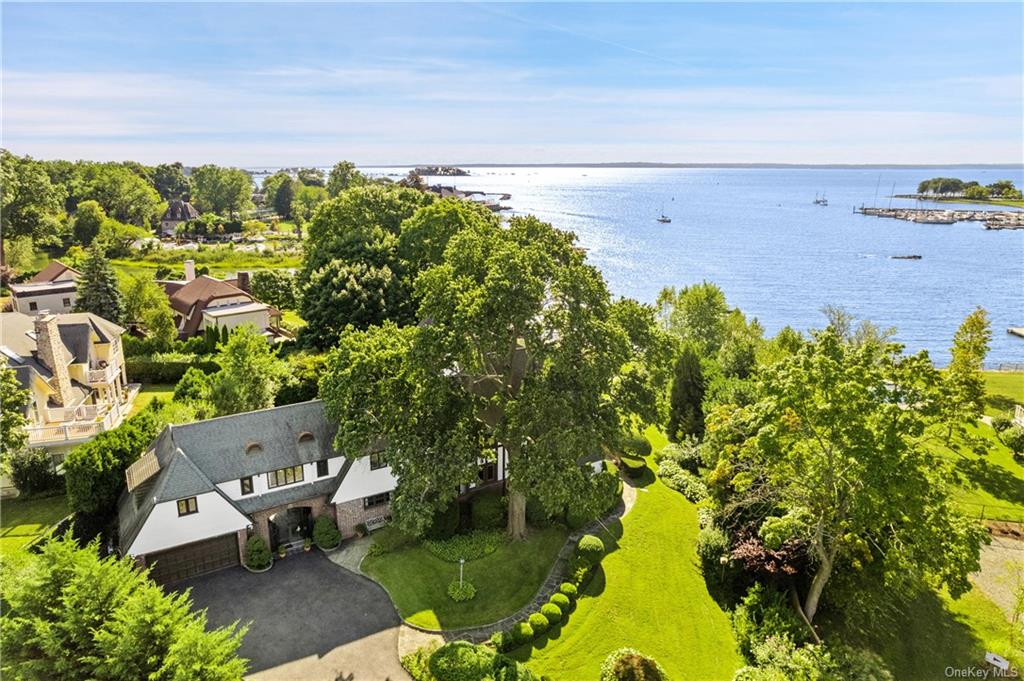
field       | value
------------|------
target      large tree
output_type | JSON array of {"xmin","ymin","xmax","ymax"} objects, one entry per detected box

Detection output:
[
  {"xmin": 72, "ymin": 199, "xmax": 106, "ymax": 247},
  {"xmin": 322, "ymin": 216, "xmax": 664, "ymax": 539},
  {"xmin": 272, "ymin": 177, "xmax": 296, "ymax": 219},
  {"xmin": 290, "ymin": 184, "xmax": 328, "ymax": 226},
  {"xmin": 326, "ymin": 160, "xmax": 367, "ymax": 197},
  {"xmin": 300, "ymin": 260, "xmax": 406, "ymax": 349},
  {"xmin": 657, "ymin": 281, "xmax": 730, "ymax": 356},
  {"xmin": 191, "ymin": 165, "xmax": 253, "ymax": 217},
  {"xmin": 209, "ymin": 325, "xmax": 286, "ymax": 415},
  {"xmin": 296, "ymin": 167, "xmax": 325, "ymax": 187},
  {"xmin": 397, "ymin": 197, "xmax": 498, "ymax": 275},
  {"xmin": 707, "ymin": 328, "xmax": 986, "ymax": 624},
  {"xmin": 121, "ymin": 274, "xmax": 177, "ymax": 349},
  {"xmin": 667, "ymin": 344, "xmax": 705, "ymax": 442},
  {"xmin": 940, "ymin": 307, "xmax": 991, "ymax": 440},
  {"xmin": 0, "ymin": 150, "xmax": 67, "ymax": 250},
  {"xmin": 1, "ymin": 366, "xmax": 30, "ymax": 476},
  {"xmin": 152, "ymin": 162, "xmax": 191, "ymax": 201},
  {"xmin": 1, "ymin": 534, "xmax": 246, "ymax": 681},
  {"xmin": 250, "ymin": 269, "xmax": 297, "ymax": 310},
  {"xmin": 77, "ymin": 162, "xmax": 164, "ymax": 227},
  {"xmin": 75, "ymin": 245, "xmax": 125, "ymax": 324}
]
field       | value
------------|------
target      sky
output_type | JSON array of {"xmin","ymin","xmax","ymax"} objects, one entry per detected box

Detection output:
[{"xmin": 2, "ymin": 2, "xmax": 1022, "ymax": 166}]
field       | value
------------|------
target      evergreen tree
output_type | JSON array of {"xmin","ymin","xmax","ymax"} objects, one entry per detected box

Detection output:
[
  {"xmin": 941, "ymin": 307, "xmax": 991, "ymax": 440},
  {"xmin": 75, "ymin": 245, "xmax": 124, "ymax": 323},
  {"xmin": 667, "ymin": 344, "xmax": 705, "ymax": 442}
]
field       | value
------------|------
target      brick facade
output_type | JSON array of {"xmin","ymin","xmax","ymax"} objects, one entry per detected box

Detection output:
[
  {"xmin": 334, "ymin": 497, "xmax": 391, "ymax": 538},
  {"xmin": 249, "ymin": 494, "xmax": 335, "ymax": 548}
]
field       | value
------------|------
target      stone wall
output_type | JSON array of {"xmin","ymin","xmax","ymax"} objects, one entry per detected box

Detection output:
[{"xmin": 335, "ymin": 497, "xmax": 391, "ymax": 538}]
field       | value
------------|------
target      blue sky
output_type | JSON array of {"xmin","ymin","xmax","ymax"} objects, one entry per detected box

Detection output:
[{"xmin": 2, "ymin": 2, "xmax": 1021, "ymax": 165}]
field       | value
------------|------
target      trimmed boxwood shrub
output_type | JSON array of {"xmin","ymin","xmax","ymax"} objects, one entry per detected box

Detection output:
[
  {"xmin": 549, "ymin": 592, "xmax": 571, "ymax": 614},
  {"xmin": 470, "ymin": 491, "xmax": 506, "ymax": 530},
  {"xmin": 245, "ymin": 535, "xmax": 271, "ymax": 570},
  {"xmin": 490, "ymin": 629, "xmax": 514, "ymax": 653},
  {"xmin": 527, "ymin": 612, "xmax": 549, "ymax": 635},
  {"xmin": 511, "ymin": 621, "xmax": 534, "ymax": 646},
  {"xmin": 447, "ymin": 579, "xmax": 476, "ymax": 602},
  {"xmin": 1001, "ymin": 425, "xmax": 1024, "ymax": 455},
  {"xmin": 620, "ymin": 433, "xmax": 652, "ymax": 458},
  {"xmin": 428, "ymin": 641, "xmax": 492, "ymax": 681},
  {"xmin": 619, "ymin": 455, "xmax": 647, "ymax": 479},
  {"xmin": 312, "ymin": 514, "xmax": 342, "ymax": 549},
  {"xmin": 576, "ymin": 534, "xmax": 605, "ymax": 567},
  {"xmin": 539, "ymin": 603, "xmax": 562, "ymax": 626},
  {"xmin": 558, "ymin": 582, "xmax": 578, "ymax": 601},
  {"xmin": 599, "ymin": 648, "xmax": 669, "ymax": 681}
]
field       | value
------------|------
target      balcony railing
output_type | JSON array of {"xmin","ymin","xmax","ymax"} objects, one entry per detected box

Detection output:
[
  {"xmin": 87, "ymin": 363, "xmax": 120, "ymax": 385},
  {"xmin": 27, "ymin": 385, "xmax": 139, "ymax": 447}
]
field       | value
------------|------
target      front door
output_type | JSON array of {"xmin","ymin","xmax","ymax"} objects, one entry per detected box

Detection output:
[{"xmin": 268, "ymin": 507, "xmax": 312, "ymax": 551}]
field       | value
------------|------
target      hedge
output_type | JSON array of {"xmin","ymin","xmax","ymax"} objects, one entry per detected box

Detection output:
[
  {"xmin": 527, "ymin": 612, "xmax": 549, "ymax": 635},
  {"xmin": 549, "ymin": 593, "xmax": 571, "ymax": 614},
  {"xmin": 539, "ymin": 603, "xmax": 562, "ymax": 626},
  {"xmin": 619, "ymin": 455, "xmax": 647, "ymax": 479},
  {"xmin": 125, "ymin": 359, "xmax": 219, "ymax": 384},
  {"xmin": 576, "ymin": 534, "xmax": 605, "ymax": 567},
  {"xmin": 558, "ymin": 582, "xmax": 578, "ymax": 600}
]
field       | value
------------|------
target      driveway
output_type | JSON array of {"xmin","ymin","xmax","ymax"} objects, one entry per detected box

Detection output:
[{"xmin": 178, "ymin": 550, "xmax": 411, "ymax": 681}]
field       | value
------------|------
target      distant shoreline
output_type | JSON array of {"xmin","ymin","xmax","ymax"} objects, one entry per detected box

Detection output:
[{"xmin": 356, "ymin": 162, "xmax": 1024, "ymax": 170}]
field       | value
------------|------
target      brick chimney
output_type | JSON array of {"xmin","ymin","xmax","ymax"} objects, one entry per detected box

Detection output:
[
  {"xmin": 236, "ymin": 271, "xmax": 250, "ymax": 293},
  {"xmin": 34, "ymin": 313, "xmax": 75, "ymax": 407},
  {"xmin": 184, "ymin": 259, "xmax": 196, "ymax": 282}
]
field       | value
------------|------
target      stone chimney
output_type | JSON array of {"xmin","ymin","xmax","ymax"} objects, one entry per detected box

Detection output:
[
  {"xmin": 236, "ymin": 271, "xmax": 250, "ymax": 293},
  {"xmin": 34, "ymin": 313, "xmax": 74, "ymax": 407},
  {"xmin": 184, "ymin": 259, "xmax": 196, "ymax": 282}
]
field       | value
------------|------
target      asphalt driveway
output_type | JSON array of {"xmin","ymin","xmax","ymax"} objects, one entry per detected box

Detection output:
[{"xmin": 178, "ymin": 550, "xmax": 411, "ymax": 681}]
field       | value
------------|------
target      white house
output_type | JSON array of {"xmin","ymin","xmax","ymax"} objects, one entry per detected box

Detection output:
[
  {"xmin": 8, "ymin": 260, "xmax": 81, "ymax": 315},
  {"xmin": 116, "ymin": 400, "xmax": 510, "ymax": 583}
]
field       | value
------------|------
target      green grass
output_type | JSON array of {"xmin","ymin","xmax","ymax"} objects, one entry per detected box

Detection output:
[
  {"xmin": 522, "ymin": 437, "xmax": 742, "ymax": 680},
  {"xmin": 826, "ymin": 586, "xmax": 1021, "ymax": 680},
  {"xmin": 983, "ymin": 371, "xmax": 1024, "ymax": 417},
  {"xmin": 362, "ymin": 525, "xmax": 568, "ymax": 629},
  {"xmin": 0, "ymin": 494, "xmax": 69, "ymax": 559},
  {"xmin": 129, "ymin": 384, "xmax": 176, "ymax": 417},
  {"xmin": 933, "ymin": 197, "xmax": 1024, "ymax": 209},
  {"xmin": 111, "ymin": 244, "xmax": 300, "ymax": 279}
]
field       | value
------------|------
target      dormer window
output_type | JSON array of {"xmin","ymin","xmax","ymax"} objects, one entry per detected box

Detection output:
[
  {"xmin": 298, "ymin": 432, "xmax": 315, "ymax": 444},
  {"xmin": 245, "ymin": 441, "xmax": 263, "ymax": 456},
  {"xmin": 369, "ymin": 452, "xmax": 387, "ymax": 470}
]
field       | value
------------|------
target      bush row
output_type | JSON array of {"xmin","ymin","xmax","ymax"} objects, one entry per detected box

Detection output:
[
  {"xmin": 658, "ymin": 460, "xmax": 709, "ymax": 502},
  {"xmin": 423, "ymin": 530, "xmax": 505, "ymax": 562},
  {"xmin": 490, "ymin": 581, "xmax": 581, "ymax": 654},
  {"xmin": 125, "ymin": 358, "xmax": 219, "ymax": 384}
]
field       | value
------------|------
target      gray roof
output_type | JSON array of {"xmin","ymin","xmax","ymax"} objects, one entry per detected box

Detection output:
[
  {"xmin": 162, "ymin": 199, "xmax": 200, "ymax": 222},
  {"xmin": 118, "ymin": 400, "xmax": 352, "ymax": 553}
]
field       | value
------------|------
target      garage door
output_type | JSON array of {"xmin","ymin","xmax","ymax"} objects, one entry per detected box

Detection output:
[{"xmin": 147, "ymin": 534, "xmax": 240, "ymax": 584}]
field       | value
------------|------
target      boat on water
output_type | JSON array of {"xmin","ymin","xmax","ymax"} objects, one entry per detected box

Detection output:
[
  {"xmin": 657, "ymin": 214, "xmax": 671, "ymax": 223},
  {"xmin": 813, "ymin": 192, "xmax": 828, "ymax": 206}
]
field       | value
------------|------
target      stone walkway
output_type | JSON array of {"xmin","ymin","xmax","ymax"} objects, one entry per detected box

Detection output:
[{"xmin": 324, "ymin": 535, "xmax": 373, "ymax": 574}]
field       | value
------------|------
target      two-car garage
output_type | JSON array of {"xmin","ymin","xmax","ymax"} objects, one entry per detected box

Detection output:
[{"xmin": 145, "ymin": 533, "xmax": 240, "ymax": 585}]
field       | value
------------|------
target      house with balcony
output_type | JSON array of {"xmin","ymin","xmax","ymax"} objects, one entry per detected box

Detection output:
[
  {"xmin": 8, "ymin": 260, "xmax": 81, "ymax": 315},
  {"xmin": 1, "ymin": 310, "xmax": 138, "ymax": 458},
  {"xmin": 116, "ymin": 400, "xmax": 509, "ymax": 583}
]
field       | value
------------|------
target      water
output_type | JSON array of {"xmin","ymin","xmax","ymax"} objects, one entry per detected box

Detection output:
[{"xmin": 258, "ymin": 166, "xmax": 1024, "ymax": 366}]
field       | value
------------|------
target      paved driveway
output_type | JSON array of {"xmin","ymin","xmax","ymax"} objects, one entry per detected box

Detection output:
[{"xmin": 178, "ymin": 550, "xmax": 411, "ymax": 681}]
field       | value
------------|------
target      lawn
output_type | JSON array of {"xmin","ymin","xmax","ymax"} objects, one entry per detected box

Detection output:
[
  {"xmin": 983, "ymin": 370, "xmax": 1024, "ymax": 417},
  {"xmin": 522, "ymin": 437, "xmax": 742, "ymax": 680},
  {"xmin": 362, "ymin": 525, "xmax": 568, "ymax": 629},
  {"xmin": 129, "ymin": 384, "xmax": 176, "ymax": 417},
  {"xmin": 0, "ymin": 494, "xmax": 69, "ymax": 559}
]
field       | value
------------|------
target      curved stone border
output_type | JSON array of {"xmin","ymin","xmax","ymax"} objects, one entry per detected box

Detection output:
[
  {"xmin": 242, "ymin": 561, "xmax": 273, "ymax": 574},
  {"xmin": 393, "ymin": 481, "xmax": 639, "ymax": 655}
]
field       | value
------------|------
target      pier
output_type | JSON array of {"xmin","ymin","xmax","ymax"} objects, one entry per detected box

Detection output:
[{"xmin": 855, "ymin": 206, "xmax": 1024, "ymax": 230}]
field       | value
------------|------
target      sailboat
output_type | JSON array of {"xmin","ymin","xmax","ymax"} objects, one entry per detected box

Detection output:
[
  {"xmin": 656, "ymin": 203, "xmax": 672, "ymax": 223},
  {"xmin": 813, "ymin": 192, "xmax": 828, "ymax": 206}
]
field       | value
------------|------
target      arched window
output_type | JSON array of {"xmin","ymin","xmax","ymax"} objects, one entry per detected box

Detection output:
[
  {"xmin": 245, "ymin": 441, "xmax": 263, "ymax": 456},
  {"xmin": 297, "ymin": 432, "xmax": 316, "ymax": 444}
]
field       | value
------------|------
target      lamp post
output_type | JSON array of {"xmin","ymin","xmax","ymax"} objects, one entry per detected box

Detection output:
[{"xmin": 459, "ymin": 558, "xmax": 465, "ymax": 587}]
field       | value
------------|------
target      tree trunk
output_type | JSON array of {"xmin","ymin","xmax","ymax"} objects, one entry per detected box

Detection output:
[
  {"xmin": 802, "ymin": 552, "xmax": 834, "ymax": 624},
  {"xmin": 507, "ymin": 488, "xmax": 527, "ymax": 541}
]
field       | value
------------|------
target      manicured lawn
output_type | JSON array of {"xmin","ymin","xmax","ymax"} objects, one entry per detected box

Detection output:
[
  {"xmin": 827, "ymin": 586, "xmax": 1022, "ymax": 680},
  {"xmin": 362, "ymin": 525, "xmax": 568, "ymax": 629},
  {"xmin": 983, "ymin": 371, "xmax": 1024, "ymax": 417},
  {"xmin": 129, "ymin": 384, "xmax": 176, "ymax": 417},
  {"xmin": 0, "ymin": 494, "xmax": 69, "ymax": 559},
  {"xmin": 522, "ymin": 442, "xmax": 741, "ymax": 680}
]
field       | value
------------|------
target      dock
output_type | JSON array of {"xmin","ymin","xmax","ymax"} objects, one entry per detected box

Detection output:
[
  {"xmin": 854, "ymin": 206, "xmax": 1024, "ymax": 230},
  {"xmin": 1009, "ymin": 328, "xmax": 1024, "ymax": 339}
]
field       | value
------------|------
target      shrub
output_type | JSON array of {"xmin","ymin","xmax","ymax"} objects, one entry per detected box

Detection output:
[
  {"xmin": 401, "ymin": 643, "xmax": 437, "ymax": 681},
  {"xmin": 11, "ymin": 449, "xmax": 61, "ymax": 495},
  {"xmin": 732, "ymin": 583, "xmax": 807, "ymax": 660},
  {"xmin": 558, "ymin": 582, "xmax": 578, "ymax": 601},
  {"xmin": 447, "ymin": 579, "xmax": 477, "ymax": 602},
  {"xmin": 354, "ymin": 522, "xmax": 368, "ymax": 536},
  {"xmin": 527, "ymin": 612, "xmax": 549, "ymax": 635},
  {"xmin": 576, "ymin": 534, "xmax": 605, "ymax": 567},
  {"xmin": 173, "ymin": 366, "xmax": 212, "ymax": 402},
  {"xmin": 655, "ymin": 438, "xmax": 702, "ymax": 474},
  {"xmin": 490, "ymin": 630, "xmax": 515, "ymax": 653},
  {"xmin": 428, "ymin": 641, "xmax": 492, "ymax": 681},
  {"xmin": 424, "ymin": 530, "xmax": 505, "ymax": 562},
  {"xmin": 368, "ymin": 525, "xmax": 415, "ymax": 555},
  {"xmin": 526, "ymin": 496, "xmax": 555, "ymax": 526},
  {"xmin": 426, "ymin": 501, "xmax": 460, "ymax": 540},
  {"xmin": 619, "ymin": 455, "xmax": 647, "ymax": 479},
  {"xmin": 594, "ymin": 468, "xmax": 622, "ymax": 514},
  {"xmin": 696, "ymin": 525, "xmax": 730, "ymax": 565},
  {"xmin": 125, "ymin": 358, "xmax": 219, "ymax": 384},
  {"xmin": 1000, "ymin": 425, "xmax": 1024, "ymax": 455},
  {"xmin": 696, "ymin": 504, "xmax": 716, "ymax": 530},
  {"xmin": 991, "ymin": 415, "xmax": 1012, "ymax": 433},
  {"xmin": 566, "ymin": 501, "xmax": 596, "ymax": 530},
  {"xmin": 599, "ymin": 648, "xmax": 669, "ymax": 681},
  {"xmin": 620, "ymin": 433, "xmax": 652, "ymax": 457},
  {"xmin": 539, "ymin": 603, "xmax": 562, "ymax": 626},
  {"xmin": 735, "ymin": 636, "xmax": 894, "ymax": 681},
  {"xmin": 470, "ymin": 491, "xmax": 506, "ymax": 530},
  {"xmin": 511, "ymin": 621, "xmax": 534, "ymax": 646},
  {"xmin": 312, "ymin": 514, "xmax": 341, "ymax": 550},
  {"xmin": 549, "ymin": 592, "xmax": 571, "ymax": 614},
  {"xmin": 658, "ymin": 460, "xmax": 709, "ymax": 502},
  {"xmin": 244, "ymin": 535, "xmax": 271, "ymax": 570}
]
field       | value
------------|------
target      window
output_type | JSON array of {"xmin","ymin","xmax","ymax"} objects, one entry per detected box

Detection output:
[
  {"xmin": 240, "ymin": 476, "xmax": 254, "ymax": 495},
  {"xmin": 62, "ymin": 297, "xmax": 71, "ymax": 308},
  {"xmin": 479, "ymin": 462, "xmax": 497, "ymax": 483},
  {"xmin": 28, "ymin": 302, "xmax": 38, "ymax": 311},
  {"xmin": 363, "ymin": 492, "xmax": 390, "ymax": 509},
  {"xmin": 316, "ymin": 459, "xmax": 329, "ymax": 477},
  {"xmin": 177, "ymin": 497, "xmax": 198, "ymax": 516},
  {"xmin": 266, "ymin": 465, "xmax": 304, "ymax": 489},
  {"xmin": 369, "ymin": 452, "xmax": 387, "ymax": 470}
]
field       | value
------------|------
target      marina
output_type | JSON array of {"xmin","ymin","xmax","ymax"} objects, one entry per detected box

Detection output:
[{"xmin": 855, "ymin": 206, "xmax": 1024, "ymax": 229}]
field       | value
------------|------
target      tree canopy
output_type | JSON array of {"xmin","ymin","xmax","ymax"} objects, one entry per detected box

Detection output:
[
  {"xmin": 1, "ymin": 149, "xmax": 67, "ymax": 245},
  {"xmin": 191, "ymin": 165, "xmax": 253, "ymax": 217},
  {"xmin": 0, "ymin": 366, "xmax": 30, "ymax": 476},
  {"xmin": 209, "ymin": 325, "xmax": 286, "ymax": 416},
  {"xmin": 326, "ymin": 160, "xmax": 367, "ymax": 197},
  {"xmin": 153, "ymin": 162, "xmax": 191, "ymax": 201},
  {"xmin": 75, "ymin": 245, "xmax": 125, "ymax": 324}
]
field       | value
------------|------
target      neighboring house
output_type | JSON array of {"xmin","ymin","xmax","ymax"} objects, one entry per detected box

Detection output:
[
  {"xmin": 159, "ymin": 260, "xmax": 286, "ymax": 340},
  {"xmin": 117, "ymin": 400, "xmax": 508, "ymax": 583},
  {"xmin": 1, "ymin": 310, "xmax": 138, "ymax": 456},
  {"xmin": 159, "ymin": 199, "xmax": 200, "ymax": 237},
  {"xmin": 8, "ymin": 260, "xmax": 81, "ymax": 315}
]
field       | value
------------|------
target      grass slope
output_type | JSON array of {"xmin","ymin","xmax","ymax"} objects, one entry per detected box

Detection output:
[
  {"xmin": 128, "ymin": 384, "xmax": 176, "ymax": 418},
  {"xmin": 983, "ymin": 371, "xmax": 1024, "ymax": 417},
  {"xmin": 0, "ymin": 494, "xmax": 69, "ymax": 559},
  {"xmin": 362, "ymin": 526, "xmax": 567, "ymax": 630},
  {"xmin": 524, "ymin": 448, "xmax": 741, "ymax": 680}
]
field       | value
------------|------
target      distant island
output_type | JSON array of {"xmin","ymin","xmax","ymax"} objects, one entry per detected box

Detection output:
[
  {"xmin": 415, "ymin": 165, "xmax": 469, "ymax": 176},
  {"xmin": 895, "ymin": 176, "xmax": 1024, "ymax": 207}
]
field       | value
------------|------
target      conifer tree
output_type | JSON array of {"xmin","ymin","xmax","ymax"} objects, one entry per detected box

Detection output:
[
  {"xmin": 667, "ymin": 344, "xmax": 705, "ymax": 442},
  {"xmin": 75, "ymin": 245, "xmax": 124, "ymax": 323}
]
